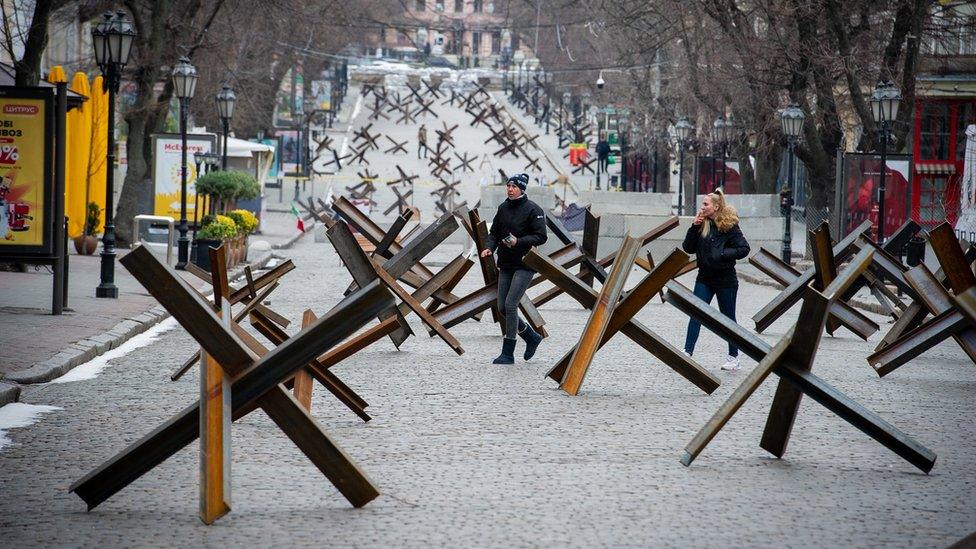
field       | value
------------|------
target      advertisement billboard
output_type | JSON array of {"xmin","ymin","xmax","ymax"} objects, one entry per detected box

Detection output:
[
  {"xmin": 151, "ymin": 133, "xmax": 216, "ymax": 218},
  {"xmin": 0, "ymin": 87, "xmax": 54, "ymax": 255}
]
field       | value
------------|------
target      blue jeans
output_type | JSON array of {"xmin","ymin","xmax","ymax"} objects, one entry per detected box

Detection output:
[
  {"xmin": 683, "ymin": 281, "xmax": 739, "ymax": 357},
  {"xmin": 497, "ymin": 269, "xmax": 532, "ymax": 339}
]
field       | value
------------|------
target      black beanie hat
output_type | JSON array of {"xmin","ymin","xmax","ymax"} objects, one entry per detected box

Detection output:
[{"xmin": 507, "ymin": 173, "xmax": 529, "ymax": 191}]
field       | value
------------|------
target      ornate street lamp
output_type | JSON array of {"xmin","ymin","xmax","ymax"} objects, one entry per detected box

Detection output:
[
  {"xmin": 780, "ymin": 104, "xmax": 805, "ymax": 264},
  {"xmin": 215, "ymin": 85, "xmax": 236, "ymax": 170},
  {"xmin": 91, "ymin": 11, "xmax": 135, "ymax": 298},
  {"xmin": 172, "ymin": 56, "xmax": 198, "ymax": 270},
  {"xmin": 674, "ymin": 117, "xmax": 694, "ymax": 215},
  {"xmin": 870, "ymin": 80, "xmax": 901, "ymax": 243}
]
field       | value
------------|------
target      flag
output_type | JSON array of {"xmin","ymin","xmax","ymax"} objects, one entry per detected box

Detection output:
[{"xmin": 290, "ymin": 203, "xmax": 305, "ymax": 232}]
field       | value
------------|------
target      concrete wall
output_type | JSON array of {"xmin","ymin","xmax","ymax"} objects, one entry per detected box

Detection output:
[{"xmin": 474, "ymin": 189, "xmax": 799, "ymax": 263}]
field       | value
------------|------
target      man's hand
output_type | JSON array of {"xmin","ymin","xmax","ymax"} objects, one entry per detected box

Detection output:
[
  {"xmin": 503, "ymin": 236, "xmax": 518, "ymax": 248},
  {"xmin": 480, "ymin": 248, "xmax": 493, "ymax": 258}
]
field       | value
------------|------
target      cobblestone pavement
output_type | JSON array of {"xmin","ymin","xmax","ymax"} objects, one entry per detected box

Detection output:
[{"xmin": 1, "ymin": 234, "xmax": 974, "ymax": 547}]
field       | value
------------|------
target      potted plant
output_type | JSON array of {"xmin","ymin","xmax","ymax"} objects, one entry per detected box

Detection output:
[
  {"xmin": 226, "ymin": 208, "xmax": 259, "ymax": 263},
  {"xmin": 192, "ymin": 214, "xmax": 237, "ymax": 271},
  {"xmin": 73, "ymin": 201, "xmax": 100, "ymax": 255}
]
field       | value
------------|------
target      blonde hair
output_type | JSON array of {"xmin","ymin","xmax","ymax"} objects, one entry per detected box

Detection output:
[{"xmin": 700, "ymin": 188, "xmax": 740, "ymax": 236}]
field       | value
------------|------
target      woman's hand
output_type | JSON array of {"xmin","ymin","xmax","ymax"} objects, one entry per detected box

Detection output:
[
  {"xmin": 693, "ymin": 210, "xmax": 705, "ymax": 226},
  {"xmin": 480, "ymin": 248, "xmax": 493, "ymax": 258}
]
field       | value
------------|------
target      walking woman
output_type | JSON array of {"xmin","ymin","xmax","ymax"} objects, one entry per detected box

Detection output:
[
  {"xmin": 682, "ymin": 188, "xmax": 751, "ymax": 371},
  {"xmin": 480, "ymin": 173, "xmax": 548, "ymax": 364}
]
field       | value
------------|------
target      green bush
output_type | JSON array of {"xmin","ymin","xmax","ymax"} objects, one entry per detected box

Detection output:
[
  {"xmin": 84, "ymin": 201, "xmax": 101, "ymax": 235},
  {"xmin": 194, "ymin": 170, "xmax": 260, "ymax": 202},
  {"xmin": 197, "ymin": 214, "xmax": 238, "ymax": 240}
]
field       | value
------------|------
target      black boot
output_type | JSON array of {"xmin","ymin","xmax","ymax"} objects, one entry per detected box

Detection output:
[
  {"xmin": 519, "ymin": 325, "xmax": 543, "ymax": 360},
  {"xmin": 492, "ymin": 337, "xmax": 516, "ymax": 364}
]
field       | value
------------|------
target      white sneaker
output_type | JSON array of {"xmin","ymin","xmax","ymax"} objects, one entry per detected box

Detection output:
[
  {"xmin": 682, "ymin": 350, "xmax": 692, "ymax": 358},
  {"xmin": 721, "ymin": 355, "xmax": 741, "ymax": 371}
]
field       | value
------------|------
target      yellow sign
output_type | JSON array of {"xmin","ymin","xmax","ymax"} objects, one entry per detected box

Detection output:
[{"xmin": 0, "ymin": 95, "xmax": 48, "ymax": 248}]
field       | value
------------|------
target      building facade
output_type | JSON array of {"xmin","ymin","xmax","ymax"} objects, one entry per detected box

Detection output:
[
  {"xmin": 365, "ymin": 0, "xmax": 529, "ymax": 67},
  {"xmin": 912, "ymin": 0, "xmax": 976, "ymax": 228}
]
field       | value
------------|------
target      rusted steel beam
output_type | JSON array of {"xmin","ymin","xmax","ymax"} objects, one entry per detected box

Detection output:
[
  {"xmin": 671, "ymin": 272, "xmax": 935, "ymax": 473},
  {"xmin": 369, "ymin": 257, "xmax": 465, "ymax": 355},
  {"xmin": 248, "ymin": 309, "xmax": 372, "ymax": 422},
  {"xmin": 329, "ymin": 222, "xmax": 412, "ymax": 348},
  {"xmin": 867, "ymin": 264, "xmax": 976, "ymax": 375},
  {"xmin": 928, "ymin": 222, "xmax": 976, "ymax": 294},
  {"xmin": 752, "ymin": 221, "xmax": 871, "ymax": 333},
  {"xmin": 70, "ymin": 278, "xmax": 392, "ymax": 510},
  {"xmin": 317, "ymin": 254, "xmax": 470, "ymax": 368},
  {"xmin": 560, "ymin": 236, "xmax": 641, "ymax": 395},
  {"xmin": 120, "ymin": 246, "xmax": 254, "ymax": 372},
  {"xmin": 433, "ymin": 245, "xmax": 585, "ymax": 331},
  {"xmin": 533, "ymin": 216, "xmax": 680, "ymax": 308},
  {"xmin": 525, "ymin": 249, "xmax": 719, "ymax": 394}
]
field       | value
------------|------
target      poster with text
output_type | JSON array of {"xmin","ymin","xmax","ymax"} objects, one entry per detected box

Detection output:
[
  {"xmin": 151, "ymin": 133, "xmax": 216, "ymax": 218},
  {"xmin": 0, "ymin": 88, "xmax": 53, "ymax": 255}
]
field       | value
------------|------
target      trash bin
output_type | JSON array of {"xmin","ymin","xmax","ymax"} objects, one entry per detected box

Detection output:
[{"xmin": 905, "ymin": 235, "xmax": 925, "ymax": 267}]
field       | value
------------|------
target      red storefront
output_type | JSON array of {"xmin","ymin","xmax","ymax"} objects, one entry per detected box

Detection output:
[{"xmin": 911, "ymin": 98, "xmax": 976, "ymax": 228}]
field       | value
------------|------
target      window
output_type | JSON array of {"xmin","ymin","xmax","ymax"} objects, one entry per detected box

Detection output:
[
  {"xmin": 415, "ymin": 0, "xmax": 425, "ymax": 11},
  {"xmin": 472, "ymin": 32, "xmax": 482, "ymax": 55},
  {"xmin": 454, "ymin": 0, "xmax": 463, "ymax": 12},
  {"xmin": 919, "ymin": 101, "xmax": 951, "ymax": 161},
  {"xmin": 473, "ymin": 0, "xmax": 483, "ymax": 13},
  {"xmin": 491, "ymin": 31, "xmax": 500, "ymax": 54},
  {"xmin": 919, "ymin": 176, "xmax": 949, "ymax": 225}
]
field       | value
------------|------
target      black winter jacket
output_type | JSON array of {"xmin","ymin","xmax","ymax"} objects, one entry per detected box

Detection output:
[
  {"xmin": 682, "ymin": 221, "xmax": 750, "ymax": 288},
  {"xmin": 486, "ymin": 194, "xmax": 548, "ymax": 271}
]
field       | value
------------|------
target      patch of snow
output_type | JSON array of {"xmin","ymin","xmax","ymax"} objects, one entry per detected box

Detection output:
[
  {"xmin": 47, "ymin": 317, "xmax": 179, "ymax": 384},
  {"xmin": 0, "ymin": 403, "xmax": 61, "ymax": 451}
]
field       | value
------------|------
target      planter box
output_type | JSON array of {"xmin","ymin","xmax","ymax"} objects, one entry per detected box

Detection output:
[{"xmin": 192, "ymin": 235, "xmax": 249, "ymax": 272}]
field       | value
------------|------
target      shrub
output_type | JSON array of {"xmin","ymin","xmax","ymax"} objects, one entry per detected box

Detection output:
[
  {"xmin": 197, "ymin": 214, "xmax": 237, "ymax": 240},
  {"xmin": 195, "ymin": 170, "xmax": 260, "ymax": 203},
  {"xmin": 84, "ymin": 201, "xmax": 101, "ymax": 236},
  {"xmin": 227, "ymin": 209, "xmax": 258, "ymax": 235}
]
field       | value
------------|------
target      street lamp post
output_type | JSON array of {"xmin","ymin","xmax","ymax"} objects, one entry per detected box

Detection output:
[
  {"xmin": 870, "ymin": 80, "xmax": 901, "ymax": 244},
  {"xmin": 674, "ymin": 117, "xmax": 694, "ymax": 215},
  {"xmin": 713, "ymin": 117, "xmax": 731, "ymax": 192},
  {"xmin": 172, "ymin": 56, "xmax": 198, "ymax": 270},
  {"xmin": 91, "ymin": 11, "xmax": 135, "ymax": 298},
  {"xmin": 619, "ymin": 115, "xmax": 630, "ymax": 191},
  {"xmin": 215, "ymin": 84, "xmax": 236, "ymax": 170},
  {"xmin": 780, "ymin": 104, "xmax": 805, "ymax": 264}
]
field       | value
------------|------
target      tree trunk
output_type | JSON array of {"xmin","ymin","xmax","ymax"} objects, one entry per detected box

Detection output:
[{"xmin": 13, "ymin": 0, "xmax": 56, "ymax": 87}]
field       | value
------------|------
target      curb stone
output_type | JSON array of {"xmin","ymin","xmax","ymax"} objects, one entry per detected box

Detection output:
[
  {"xmin": 0, "ymin": 382, "xmax": 20, "ymax": 407},
  {"xmin": 2, "ymin": 252, "xmax": 276, "ymax": 390},
  {"xmin": 272, "ymin": 223, "xmax": 314, "ymax": 250}
]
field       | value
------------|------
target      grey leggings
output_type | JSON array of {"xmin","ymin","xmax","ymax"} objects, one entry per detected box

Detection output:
[{"xmin": 497, "ymin": 268, "xmax": 533, "ymax": 339}]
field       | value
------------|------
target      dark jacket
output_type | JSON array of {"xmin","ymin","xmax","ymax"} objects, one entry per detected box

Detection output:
[
  {"xmin": 486, "ymin": 194, "xmax": 548, "ymax": 271},
  {"xmin": 596, "ymin": 140, "xmax": 611, "ymax": 159},
  {"xmin": 682, "ymin": 221, "xmax": 750, "ymax": 288}
]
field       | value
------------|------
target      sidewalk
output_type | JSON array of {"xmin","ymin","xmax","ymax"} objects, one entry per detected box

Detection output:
[{"xmin": 0, "ymin": 211, "xmax": 309, "ymax": 404}]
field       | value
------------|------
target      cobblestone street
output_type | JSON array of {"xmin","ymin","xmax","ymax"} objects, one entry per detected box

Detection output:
[{"xmin": 1, "ymin": 234, "xmax": 973, "ymax": 547}]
